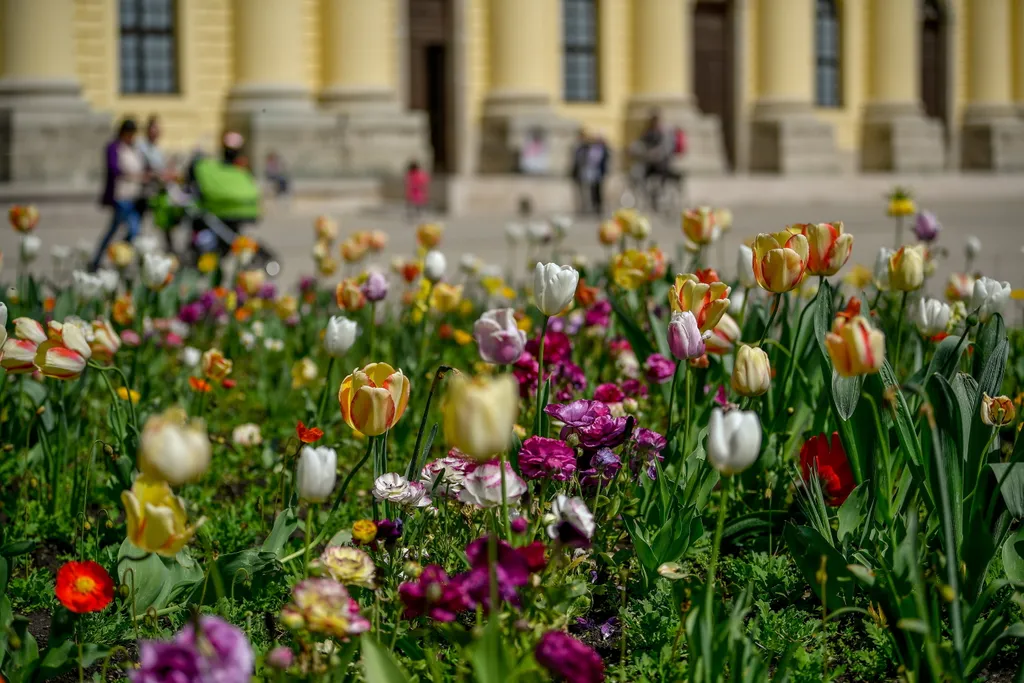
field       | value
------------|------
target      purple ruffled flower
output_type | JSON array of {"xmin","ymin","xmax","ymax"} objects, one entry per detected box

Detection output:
[
  {"xmin": 584, "ymin": 300, "xmax": 611, "ymax": 328},
  {"xmin": 580, "ymin": 448, "xmax": 622, "ymax": 487},
  {"xmin": 633, "ymin": 428, "xmax": 666, "ymax": 454},
  {"xmin": 132, "ymin": 616, "xmax": 253, "ymax": 683},
  {"xmin": 578, "ymin": 415, "xmax": 633, "ymax": 450},
  {"xmin": 644, "ymin": 353, "xmax": 676, "ymax": 385},
  {"xmin": 398, "ymin": 565, "xmax": 469, "ymax": 622},
  {"xmin": 375, "ymin": 518, "xmax": 403, "ymax": 542},
  {"xmin": 593, "ymin": 383, "xmax": 624, "ymax": 404},
  {"xmin": 518, "ymin": 436, "xmax": 577, "ymax": 481},
  {"xmin": 620, "ymin": 378, "xmax": 648, "ymax": 398},
  {"xmin": 177, "ymin": 302, "xmax": 204, "ymax": 325},
  {"xmin": 546, "ymin": 400, "xmax": 610, "ymax": 440},
  {"xmin": 535, "ymin": 631, "xmax": 606, "ymax": 683}
]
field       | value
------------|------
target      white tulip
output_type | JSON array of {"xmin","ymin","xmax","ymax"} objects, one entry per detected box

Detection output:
[
  {"xmin": 505, "ymin": 222, "xmax": 525, "ymax": 244},
  {"xmin": 239, "ymin": 332, "xmax": 257, "ymax": 350},
  {"xmin": 424, "ymin": 250, "xmax": 446, "ymax": 283},
  {"xmin": 547, "ymin": 495, "xmax": 595, "ymax": 545},
  {"xmin": 736, "ymin": 245, "xmax": 756, "ymax": 289},
  {"xmin": 706, "ymin": 408, "xmax": 762, "ymax": 476},
  {"xmin": 459, "ymin": 253, "xmax": 482, "ymax": 275},
  {"xmin": 138, "ymin": 407, "xmax": 212, "ymax": 486},
  {"xmin": 141, "ymin": 252, "xmax": 174, "ymax": 289},
  {"xmin": 970, "ymin": 276, "xmax": 1011, "ymax": 322},
  {"xmin": 965, "ymin": 236, "xmax": 982, "ymax": 260},
  {"xmin": 527, "ymin": 221, "xmax": 552, "ymax": 243},
  {"xmin": 51, "ymin": 245, "xmax": 72, "ymax": 271},
  {"xmin": 180, "ymin": 346, "xmax": 202, "ymax": 367},
  {"xmin": 97, "ymin": 269, "xmax": 120, "ymax": 295},
  {"xmin": 324, "ymin": 316, "xmax": 358, "ymax": 357},
  {"xmin": 20, "ymin": 235, "xmax": 41, "ymax": 262},
  {"xmin": 295, "ymin": 446, "xmax": 338, "ymax": 503},
  {"xmin": 72, "ymin": 270, "xmax": 105, "ymax": 301},
  {"xmin": 532, "ymin": 262, "xmax": 579, "ymax": 317},
  {"xmin": 873, "ymin": 247, "xmax": 894, "ymax": 291},
  {"xmin": 134, "ymin": 234, "xmax": 162, "ymax": 256},
  {"xmin": 910, "ymin": 298, "xmax": 951, "ymax": 337}
]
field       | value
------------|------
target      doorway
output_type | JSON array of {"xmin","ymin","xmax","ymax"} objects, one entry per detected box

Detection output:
[
  {"xmin": 408, "ymin": 0, "xmax": 454, "ymax": 172},
  {"xmin": 920, "ymin": 0, "xmax": 948, "ymax": 131},
  {"xmin": 693, "ymin": 0, "xmax": 735, "ymax": 168}
]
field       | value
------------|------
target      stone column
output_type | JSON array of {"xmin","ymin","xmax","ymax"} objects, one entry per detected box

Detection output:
[
  {"xmin": 961, "ymin": 0, "xmax": 1024, "ymax": 170},
  {"xmin": 1015, "ymin": 0, "xmax": 1024, "ymax": 116},
  {"xmin": 225, "ymin": 0, "xmax": 338, "ymax": 178},
  {"xmin": 626, "ymin": 0, "xmax": 725, "ymax": 174},
  {"xmin": 861, "ymin": 0, "xmax": 944, "ymax": 171},
  {"xmin": 479, "ymin": 0, "xmax": 575, "ymax": 174},
  {"xmin": 319, "ymin": 0, "xmax": 430, "ymax": 176},
  {"xmin": 0, "ymin": 0, "xmax": 110, "ymax": 184},
  {"xmin": 749, "ymin": 0, "xmax": 838, "ymax": 173}
]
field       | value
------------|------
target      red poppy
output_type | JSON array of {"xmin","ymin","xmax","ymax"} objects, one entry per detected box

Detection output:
[
  {"xmin": 799, "ymin": 432, "xmax": 856, "ymax": 506},
  {"xmin": 222, "ymin": 379, "xmax": 237, "ymax": 389},
  {"xmin": 55, "ymin": 561, "xmax": 114, "ymax": 613},
  {"xmin": 189, "ymin": 377, "xmax": 212, "ymax": 393},
  {"xmin": 296, "ymin": 421, "xmax": 323, "ymax": 444}
]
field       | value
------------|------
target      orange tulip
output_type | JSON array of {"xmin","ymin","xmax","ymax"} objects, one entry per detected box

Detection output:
[
  {"xmin": 338, "ymin": 363, "xmax": 411, "ymax": 436},
  {"xmin": 682, "ymin": 207, "xmax": 719, "ymax": 245}
]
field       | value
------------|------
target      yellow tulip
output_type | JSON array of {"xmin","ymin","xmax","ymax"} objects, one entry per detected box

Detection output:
[
  {"xmin": 843, "ymin": 264, "xmax": 873, "ymax": 290},
  {"xmin": 201, "ymin": 348, "xmax": 232, "ymax": 381},
  {"xmin": 668, "ymin": 274, "xmax": 730, "ymax": 333},
  {"xmin": 416, "ymin": 222, "xmax": 444, "ymax": 249},
  {"xmin": 682, "ymin": 207, "xmax": 718, "ymax": 245},
  {"xmin": 338, "ymin": 363, "xmax": 411, "ymax": 436},
  {"xmin": 731, "ymin": 345, "xmax": 771, "ymax": 397},
  {"xmin": 888, "ymin": 245, "xmax": 925, "ymax": 292},
  {"xmin": 275, "ymin": 295, "xmax": 299, "ymax": 319},
  {"xmin": 430, "ymin": 283, "xmax": 464, "ymax": 313},
  {"xmin": 121, "ymin": 475, "xmax": 204, "ymax": 557},
  {"xmin": 443, "ymin": 374, "xmax": 520, "ymax": 461},
  {"xmin": 610, "ymin": 249, "xmax": 650, "ymax": 290},
  {"xmin": 751, "ymin": 231, "xmax": 810, "ymax": 293},
  {"xmin": 291, "ymin": 357, "xmax": 319, "ymax": 390},
  {"xmin": 197, "ymin": 252, "xmax": 219, "ymax": 274},
  {"xmin": 236, "ymin": 269, "xmax": 266, "ymax": 296},
  {"xmin": 107, "ymin": 241, "xmax": 136, "ymax": 269},
  {"xmin": 825, "ymin": 315, "xmax": 885, "ymax": 377}
]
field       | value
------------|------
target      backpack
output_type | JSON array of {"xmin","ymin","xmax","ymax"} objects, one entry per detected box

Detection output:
[{"xmin": 674, "ymin": 128, "xmax": 688, "ymax": 155}]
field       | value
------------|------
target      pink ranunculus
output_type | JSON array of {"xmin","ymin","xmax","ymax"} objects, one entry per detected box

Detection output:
[
  {"xmin": 643, "ymin": 353, "xmax": 676, "ymax": 385},
  {"xmin": 518, "ymin": 436, "xmax": 577, "ymax": 481}
]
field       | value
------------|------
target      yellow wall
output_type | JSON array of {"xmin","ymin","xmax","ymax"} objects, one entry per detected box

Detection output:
[
  {"xmin": 305, "ymin": 0, "xmax": 322, "ymax": 93},
  {"xmin": 466, "ymin": 0, "xmax": 490, "ymax": 131},
  {"xmin": 814, "ymin": 0, "xmax": 867, "ymax": 156}
]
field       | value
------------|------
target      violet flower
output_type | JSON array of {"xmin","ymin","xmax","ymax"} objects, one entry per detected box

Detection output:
[
  {"xmin": 133, "ymin": 616, "xmax": 253, "ymax": 683},
  {"xmin": 398, "ymin": 565, "xmax": 469, "ymax": 622},
  {"xmin": 546, "ymin": 399, "xmax": 610, "ymax": 440},
  {"xmin": 518, "ymin": 436, "xmax": 577, "ymax": 481},
  {"xmin": 578, "ymin": 415, "xmax": 634, "ymax": 450},
  {"xmin": 593, "ymin": 383, "xmax": 625, "ymax": 404},
  {"xmin": 913, "ymin": 210, "xmax": 941, "ymax": 242},
  {"xmin": 584, "ymin": 300, "xmax": 611, "ymax": 328},
  {"xmin": 620, "ymin": 378, "xmax": 648, "ymax": 398},
  {"xmin": 580, "ymin": 448, "xmax": 622, "ymax": 487},
  {"xmin": 644, "ymin": 353, "xmax": 676, "ymax": 385},
  {"xmin": 535, "ymin": 631, "xmax": 606, "ymax": 683}
]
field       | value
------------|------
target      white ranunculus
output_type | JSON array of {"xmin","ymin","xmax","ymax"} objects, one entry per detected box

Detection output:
[
  {"xmin": 970, "ymin": 276, "xmax": 1011, "ymax": 322},
  {"xmin": 324, "ymin": 316, "xmax": 358, "ymax": 357},
  {"xmin": 372, "ymin": 473, "xmax": 431, "ymax": 508},
  {"xmin": 706, "ymin": 408, "xmax": 762, "ymax": 476},
  {"xmin": 910, "ymin": 298, "xmax": 951, "ymax": 337},
  {"xmin": 458, "ymin": 462, "xmax": 527, "ymax": 508},
  {"xmin": 232, "ymin": 423, "xmax": 263, "ymax": 447},
  {"xmin": 295, "ymin": 446, "xmax": 338, "ymax": 503},
  {"xmin": 547, "ymin": 495, "xmax": 595, "ymax": 545},
  {"xmin": 532, "ymin": 262, "xmax": 579, "ymax": 317},
  {"xmin": 180, "ymin": 346, "xmax": 202, "ymax": 367},
  {"xmin": 424, "ymin": 250, "xmax": 446, "ymax": 283}
]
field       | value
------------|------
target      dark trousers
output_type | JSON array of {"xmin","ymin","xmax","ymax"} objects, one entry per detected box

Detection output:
[
  {"xmin": 588, "ymin": 181, "xmax": 604, "ymax": 215},
  {"xmin": 91, "ymin": 199, "xmax": 141, "ymax": 270}
]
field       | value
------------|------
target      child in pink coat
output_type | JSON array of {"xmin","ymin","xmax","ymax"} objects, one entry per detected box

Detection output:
[{"xmin": 405, "ymin": 161, "xmax": 429, "ymax": 219}]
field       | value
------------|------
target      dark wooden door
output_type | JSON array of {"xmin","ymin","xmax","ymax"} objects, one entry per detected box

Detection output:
[
  {"xmin": 921, "ymin": 0, "xmax": 947, "ymax": 128},
  {"xmin": 693, "ymin": 0, "xmax": 734, "ymax": 168},
  {"xmin": 408, "ymin": 0, "xmax": 453, "ymax": 171}
]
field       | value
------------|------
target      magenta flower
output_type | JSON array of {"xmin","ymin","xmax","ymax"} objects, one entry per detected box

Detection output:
[
  {"xmin": 633, "ymin": 428, "xmax": 667, "ymax": 454},
  {"xmin": 519, "ymin": 436, "xmax": 577, "ymax": 481},
  {"xmin": 578, "ymin": 415, "xmax": 633, "ymax": 450},
  {"xmin": 526, "ymin": 330, "xmax": 572, "ymax": 365},
  {"xmin": 608, "ymin": 339, "xmax": 632, "ymax": 357},
  {"xmin": 580, "ymin": 448, "xmax": 622, "ymax": 486},
  {"xmin": 514, "ymin": 351, "xmax": 540, "ymax": 398},
  {"xmin": 132, "ymin": 641, "xmax": 203, "ymax": 683},
  {"xmin": 473, "ymin": 308, "xmax": 527, "ymax": 365},
  {"xmin": 535, "ymin": 631, "xmax": 606, "ymax": 683},
  {"xmin": 133, "ymin": 616, "xmax": 254, "ymax": 683},
  {"xmin": 550, "ymin": 361, "xmax": 588, "ymax": 401},
  {"xmin": 584, "ymin": 300, "xmax": 611, "ymax": 328},
  {"xmin": 620, "ymin": 378, "xmax": 647, "ymax": 398},
  {"xmin": 593, "ymin": 383, "xmax": 625, "ymax": 404},
  {"xmin": 361, "ymin": 270, "xmax": 389, "ymax": 302},
  {"xmin": 457, "ymin": 536, "xmax": 545, "ymax": 611},
  {"xmin": 545, "ymin": 399, "xmax": 610, "ymax": 437},
  {"xmin": 644, "ymin": 353, "xmax": 676, "ymax": 384},
  {"xmin": 398, "ymin": 565, "xmax": 469, "ymax": 622},
  {"xmin": 913, "ymin": 210, "xmax": 941, "ymax": 242}
]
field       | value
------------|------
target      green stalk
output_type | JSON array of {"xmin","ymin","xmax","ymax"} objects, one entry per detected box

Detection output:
[
  {"xmin": 681, "ymin": 366, "xmax": 692, "ymax": 458},
  {"xmin": 893, "ymin": 291, "xmax": 909, "ymax": 376},
  {"xmin": 534, "ymin": 316, "xmax": 550, "ymax": 434},
  {"xmin": 704, "ymin": 476, "xmax": 731, "ymax": 628},
  {"xmin": 315, "ymin": 356, "xmax": 336, "ymax": 425},
  {"xmin": 756, "ymin": 294, "xmax": 782, "ymax": 347}
]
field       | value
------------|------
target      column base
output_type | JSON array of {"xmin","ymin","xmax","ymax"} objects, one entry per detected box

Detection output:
[
  {"xmin": 0, "ymin": 78, "xmax": 110, "ymax": 184},
  {"xmin": 625, "ymin": 96, "xmax": 728, "ymax": 174},
  {"xmin": 750, "ymin": 101, "xmax": 840, "ymax": 174},
  {"xmin": 225, "ymin": 108, "xmax": 342, "ymax": 180},
  {"xmin": 860, "ymin": 102, "xmax": 946, "ymax": 172},
  {"xmin": 960, "ymin": 104, "xmax": 1024, "ymax": 171},
  {"xmin": 479, "ymin": 92, "xmax": 577, "ymax": 175},
  {"xmin": 321, "ymin": 88, "xmax": 432, "ymax": 176}
]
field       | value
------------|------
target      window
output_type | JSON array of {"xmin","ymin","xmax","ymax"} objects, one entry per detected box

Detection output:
[
  {"xmin": 119, "ymin": 0, "xmax": 179, "ymax": 94},
  {"xmin": 563, "ymin": 0, "xmax": 599, "ymax": 102},
  {"xmin": 815, "ymin": 0, "xmax": 841, "ymax": 107}
]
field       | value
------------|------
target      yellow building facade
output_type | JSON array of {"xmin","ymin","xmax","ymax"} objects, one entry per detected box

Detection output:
[{"xmin": 1, "ymin": 0, "xmax": 1024, "ymax": 189}]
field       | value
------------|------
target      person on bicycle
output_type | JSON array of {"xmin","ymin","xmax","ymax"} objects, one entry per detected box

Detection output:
[{"xmin": 637, "ymin": 111, "xmax": 680, "ymax": 211}]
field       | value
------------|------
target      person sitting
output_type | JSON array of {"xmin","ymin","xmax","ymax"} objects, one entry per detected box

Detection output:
[{"xmin": 265, "ymin": 151, "xmax": 290, "ymax": 197}]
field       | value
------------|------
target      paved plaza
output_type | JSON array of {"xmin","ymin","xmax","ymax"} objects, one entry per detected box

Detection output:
[{"xmin": 2, "ymin": 176, "xmax": 1023, "ymax": 294}]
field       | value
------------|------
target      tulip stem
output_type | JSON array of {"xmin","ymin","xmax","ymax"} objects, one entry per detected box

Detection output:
[
  {"xmin": 315, "ymin": 357, "xmax": 336, "ymax": 425},
  {"xmin": 704, "ymin": 475, "xmax": 731, "ymax": 632},
  {"xmin": 406, "ymin": 366, "xmax": 451, "ymax": 481},
  {"xmin": 304, "ymin": 505, "xmax": 316, "ymax": 575},
  {"xmin": 535, "ymin": 316, "xmax": 550, "ymax": 435},
  {"xmin": 682, "ymin": 367, "xmax": 692, "ymax": 459},
  {"xmin": 894, "ymin": 291, "xmax": 909, "ymax": 377},
  {"xmin": 756, "ymin": 294, "xmax": 782, "ymax": 347},
  {"xmin": 367, "ymin": 302, "xmax": 377, "ymax": 359},
  {"xmin": 894, "ymin": 216, "xmax": 903, "ymax": 251},
  {"xmin": 737, "ymin": 287, "xmax": 751, "ymax": 327},
  {"xmin": 667, "ymin": 363, "xmax": 680, "ymax": 438},
  {"xmin": 499, "ymin": 451, "xmax": 510, "ymax": 539}
]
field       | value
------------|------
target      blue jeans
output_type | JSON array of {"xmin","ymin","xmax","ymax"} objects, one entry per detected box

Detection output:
[{"xmin": 91, "ymin": 199, "xmax": 141, "ymax": 270}]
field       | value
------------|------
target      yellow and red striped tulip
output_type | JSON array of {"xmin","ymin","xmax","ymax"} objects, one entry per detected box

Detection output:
[
  {"xmin": 825, "ymin": 315, "xmax": 885, "ymax": 377},
  {"xmin": 8, "ymin": 205, "xmax": 39, "ymax": 233},
  {"xmin": 340, "ymin": 238, "xmax": 368, "ymax": 263},
  {"xmin": 682, "ymin": 207, "xmax": 719, "ymax": 245},
  {"xmin": 751, "ymin": 230, "xmax": 810, "ymax": 293},
  {"xmin": 90, "ymin": 319, "xmax": 121, "ymax": 362},
  {"xmin": 13, "ymin": 317, "xmax": 47, "ymax": 344},
  {"xmin": 339, "ymin": 363, "xmax": 411, "ymax": 437},
  {"xmin": 799, "ymin": 222, "xmax": 853, "ymax": 277},
  {"xmin": 706, "ymin": 313, "xmax": 740, "ymax": 355},
  {"xmin": 35, "ymin": 321, "xmax": 91, "ymax": 380},
  {"xmin": 1, "ymin": 338, "xmax": 38, "ymax": 373},
  {"xmin": 668, "ymin": 274, "xmax": 730, "ymax": 333},
  {"xmin": 201, "ymin": 348, "xmax": 233, "ymax": 381},
  {"xmin": 336, "ymin": 278, "xmax": 367, "ymax": 312}
]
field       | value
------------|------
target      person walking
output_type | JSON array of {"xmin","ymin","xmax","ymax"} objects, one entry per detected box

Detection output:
[
  {"xmin": 405, "ymin": 160, "xmax": 429, "ymax": 220},
  {"xmin": 92, "ymin": 118, "xmax": 147, "ymax": 270},
  {"xmin": 582, "ymin": 133, "xmax": 610, "ymax": 216},
  {"xmin": 137, "ymin": 115, "xmax": 174, "ymax": 250},
  {"xmin": 637, "ymin": 110, "xmax": 679, "ymax": 212}
]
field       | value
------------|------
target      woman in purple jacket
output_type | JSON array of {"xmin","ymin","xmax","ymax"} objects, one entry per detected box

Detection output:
[{"xmin": 93, "ymin": 118, "xmax": 147, "ymax": 270}]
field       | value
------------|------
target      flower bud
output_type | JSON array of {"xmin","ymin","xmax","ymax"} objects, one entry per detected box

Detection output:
[
  {"xmin": 667, "ymin": 311, "xmax": 708, "ymax": 360},
  {"xmin": 424, "ymin": 250, "xmax": 446, "ymax": 283},
  {"xmin": 532, "ymin": 262, "xmax": 580, "ymax": 317},
  {"xmin": 295, "ymin": 446, "xmax": 338, "ymax": 503},
  {"xmin": 731, "ymin": 345, "xmax": 771, "ymax": 397},
  {"xmin": 888, "ymin": 245, "xmax": 925, "ymax": 292},
  {"xmin": 324, "ymin": 316, "xmax": 358, "ymax": 357}
]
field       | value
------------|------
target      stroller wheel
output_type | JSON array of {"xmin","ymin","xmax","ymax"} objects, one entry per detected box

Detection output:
[{"xmin": 265, "ymin": 260, "xmax": 281, "ymax": 277}]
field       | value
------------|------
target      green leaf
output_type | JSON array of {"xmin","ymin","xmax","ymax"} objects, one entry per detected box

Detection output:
[
  {"xmin": 1002, "ymin": 528, "xmax": 1024, "ymax": 583},
  {"xmin": 783, "ymin": 524, "xmax": 856, "ymax": 610},
  {"xmin": 990, "ymin": 462, "xmax": 1024, "ymax": 517},
  {"xmin": 837, "ymin": 482, "xmax": 869, "ymax": 544},
  {"xmin": 621, "ymin": 515, "xmax": 657, "ymax": 571},
  {"xmin": 361, "ymin": 633, "xmax": 412, "ymax": 683},
  {"xmin": 608, "ymin": 292, "xmax": 655, "ymax": 363},
  {"xmin": 117, "ymin": 540, "xmax": 204, "ymax": 613},
  {"xmin": 927, "ymin": 334, "xmax": 967, "ymax": 379},
  {"xmin": 261, "ymin": 508, "xmax": 298, "ymax": 558},
  {"xmin": 467, "ymin": 618, "xmax": 514, "ymax": 683},
  {"xmin": 831, "ymin": 372, "xmax": 863, "ymax": 421}
]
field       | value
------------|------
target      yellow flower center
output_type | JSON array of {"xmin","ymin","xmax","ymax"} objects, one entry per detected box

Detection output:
[{"xmin": 74, "ymin": 575, "xmax": 97, "ymax": 594}]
